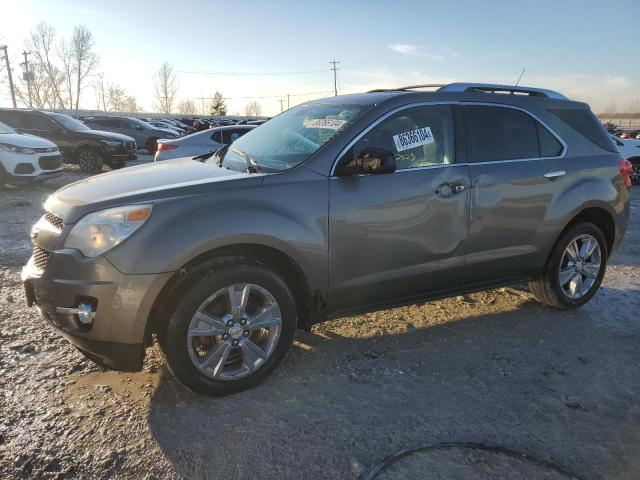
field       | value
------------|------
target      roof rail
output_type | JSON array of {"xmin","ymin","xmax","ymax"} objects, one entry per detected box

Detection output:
[
  {"xmin": 438, "ymin": 83, "xmax": 569, "ymax": 100},
  {"xmin": 367, "ymin": 84, "xmax": 445, "ymax": 93}
]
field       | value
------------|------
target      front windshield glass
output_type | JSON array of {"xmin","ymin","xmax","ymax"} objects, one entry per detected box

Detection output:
[
  {"xmin": 46, "ymin": 112, "xmax": 91, "ymax": 131},
  {"xmin": 0, "ymin": 121, "xmax": 17, "ymax": 134},
  {"xmin": 214, "ymin": 103, "xmax": 364, "ymax": 172}
]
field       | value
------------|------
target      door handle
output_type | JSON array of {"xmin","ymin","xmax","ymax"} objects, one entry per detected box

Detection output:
[
  {"xmin": 543, "ymin": 170, "xmax": 566, "ymax": 179},
  {"xmin": 436, "ymin": 183, "xmax": 466, "ymax": 197}
]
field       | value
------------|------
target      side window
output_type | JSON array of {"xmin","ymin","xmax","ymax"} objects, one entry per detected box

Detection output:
[
  {"xmin": 120, "ymin": 119, "xmax": 136, "ymax": 128},
  {"xmin": 344, "ymin": 105, "xmax": 454, "ymax": 170},
  {"xmin": 212, "ymin": 131, "xmax": 223, "ymax": 143},
  {"xmin": 464, "ymin": 105, "xmax": 564, "ymax": 162},
  {"xmin": 0, "ymin": 111, "xmax": 27, "ymax": 128},
  {"xmin": 24, "ymin": 113, "xmax": 58, "ymax": 131},
  {"xmin": 224, "ymin": 129, "xmax": 248, "ymax": 143}
]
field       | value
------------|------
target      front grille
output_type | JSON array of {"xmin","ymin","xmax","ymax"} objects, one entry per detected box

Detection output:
[
  {"xmin": 44, "ymin": 211, "xmax": 64, "ymax": 230},
  {"xmin": 33, "ymin": 245, "xmax": 51, "ymax": 271},
  {"xmin": 39, "ymin": 155, "xmax": 63, "ymax": 170},
  {"xmin": 126, "ymin": 141, "xmax": 137, "ymax": 151}
]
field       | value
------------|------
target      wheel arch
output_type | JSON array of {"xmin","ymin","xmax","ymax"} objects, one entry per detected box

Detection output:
[
  {"xmin": 556, "ymin": 206, "xmax": 616, "ymax": 259},
  {"xmin": 72, "ymin": 141, "xmax": 106, "ymax": 161},
  {"xmin": 145, "ymin": 243, "xmax": 319, "ymax": 345}
]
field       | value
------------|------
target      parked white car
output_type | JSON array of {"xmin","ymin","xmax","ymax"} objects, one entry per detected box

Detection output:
[
  {"xmin": 155, "ymin": 125, "xmax": 256, "ymax": 162},
  {"xmin": 0, "ymin": 121, "xmax": 63, "ymax": 188},
  {"xmin": 611, "ymin": 134, "xmax": 640, "ymax": 185}
]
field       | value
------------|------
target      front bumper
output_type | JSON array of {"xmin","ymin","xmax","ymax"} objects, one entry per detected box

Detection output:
[{"xmin": 22, "ymin": 248, "xmax": 172, "ymax": 371}]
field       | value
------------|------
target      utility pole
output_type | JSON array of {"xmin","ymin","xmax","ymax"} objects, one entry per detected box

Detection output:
[
  {"xmin": 1, "ymin": 45, "xmax": 17, "ymax": 108},
  {"xmin": 278, "ymin": 98, "xmax": 285, "ymax": 112},
  {"xmin": 21, "ymin": 50, "xmax": 32, "ymax": 108},
  {"xmin": 287, "ymin": 94, "xmax": 290, "ymax": 110},
  {"xmin": 330, "ymin": 59, "xmax": 340, "ymax": 96}
]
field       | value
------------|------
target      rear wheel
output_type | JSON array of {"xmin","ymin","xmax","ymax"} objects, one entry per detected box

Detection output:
[
  {"xmin": 529, "ymin": 222, "xmax": 607, "ymax": 309},
  {"xmin": 629, "ymin": 157, "xmax": 640, "ymax": 185},
  {"xmin": 76, "ymin": 147, "xmax": 104, "ymax": 173},
  {"xmin": 159, "ymin": 260, "xmax": 297, "ymax": 396}
]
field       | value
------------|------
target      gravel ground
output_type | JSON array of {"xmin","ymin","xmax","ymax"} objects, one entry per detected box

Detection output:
[{"xmin": 1, "ymin": 157, "xmax": 639, "ymax": 479}]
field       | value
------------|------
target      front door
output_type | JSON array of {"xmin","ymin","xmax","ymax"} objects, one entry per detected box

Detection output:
[{"xmin": 328, "ymin": 104, "xmax": 470, "ymax": 315}]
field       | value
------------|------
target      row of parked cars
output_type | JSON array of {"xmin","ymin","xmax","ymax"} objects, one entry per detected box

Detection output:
[
  {"xmin": 604, "ymin": 122, "xmax": 640, "ymax": 185},
  {"xmin": 0, "ymin": 108, "xmax": 267, "ymax": 187}
]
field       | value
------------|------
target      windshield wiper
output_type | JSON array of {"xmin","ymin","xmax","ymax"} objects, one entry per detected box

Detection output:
[{"xmin": 231, "ymin": 148, "xmax": 262, "ymax": 173}]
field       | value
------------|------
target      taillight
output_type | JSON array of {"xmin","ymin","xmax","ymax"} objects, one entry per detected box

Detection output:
[
  {"xmin": 157, "ymin": 144, "xmax": 177, "ymax": 151},
  {"xmin": 619, "ymin": 158, "xmax": 633, "ymax": 189}
]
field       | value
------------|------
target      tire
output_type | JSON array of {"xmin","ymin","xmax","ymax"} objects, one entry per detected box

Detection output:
[
  {"xmin": 145, "ymin": 138, "xmax": 159, "ymax": 154},
  {"xmin": 107, "ymin": 161, "xmax": 126, "ymax": 170},
  {"xmin": 529, "ymin": 221, "xmax": 607, "ymax": 309},
  {"xmin": 629, "ymin": 158, "xmax": 640, "ymax": 186},
  {"xmin": 76, "ymin": 147, "xmax": 104, "ymax": 173},
  {"xmin": 159, "ymin": 260, "xmax": 297, "ymax": 396}
]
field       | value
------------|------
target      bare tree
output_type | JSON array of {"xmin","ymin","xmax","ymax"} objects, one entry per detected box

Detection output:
[
  {"xmin": 244, "ymin": 100, "xmax": 262, "ymax": 116},
  {"xmin": 70, "ymin": 26, "xmax": 99, "ymax": 110},
  {"xmin": 94, "ymin": 73, "xmax": 107, "ymax": 111},
  {"xmin": 153, "ymin": 61, "xmax": 178, "ymax": 114},
  {"xmin": 26, "ymin": 22, "xmax": 66, "ymax": 107},
  {"xmin": 15, "ymin": 64, "xmax": 58, "ymax": 108},
  {"xmin": 177, "ymin": 99, "xmax": 198, "ymax": 115},
  {"xmin": 209, "ymin": 91, "xmax": 227, "ymax": 115},
  {"xmin": 123, "ymin": 95, "xmax": 141, "ymax": 112}
]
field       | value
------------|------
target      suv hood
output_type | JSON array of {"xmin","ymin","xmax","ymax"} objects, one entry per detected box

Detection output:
[
  {"xmin": 80, "ymin": 129, "xmax": 136, "ymax": 142},
  {"xmin": 46, "ymin": 158, "xmax": 261, "ymax": 223}
]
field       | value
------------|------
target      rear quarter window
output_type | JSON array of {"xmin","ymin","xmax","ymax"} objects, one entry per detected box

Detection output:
[{"xmin": 549, "ymin": 108, "xmax": 617, "ymax": 153}]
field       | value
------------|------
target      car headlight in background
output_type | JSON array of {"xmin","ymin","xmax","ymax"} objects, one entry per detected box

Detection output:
[
  {"xmin": 0, "ymin": 142, "xmax": 39, "ymax": 154},
  {"xmin": 64, "ymin": 204, "xmax": 153, "ymax": 257},
  {"xmin": 101, "ymin": 140, "xmax": 123, "ymax": 149}
]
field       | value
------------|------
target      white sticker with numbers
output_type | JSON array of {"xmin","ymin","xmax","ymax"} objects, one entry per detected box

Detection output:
[
  {"xmin": 393, "ymin": 127, "xmax": 434, "ymax": 152},
  {"xmin": 303, "ymin": 118, "xmax": 348, "ymax": 130}
]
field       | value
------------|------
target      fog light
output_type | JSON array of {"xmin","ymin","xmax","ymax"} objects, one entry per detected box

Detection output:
[{"xmin": 56, "ymin": 303, "xmax": 96, "ymax": 325}]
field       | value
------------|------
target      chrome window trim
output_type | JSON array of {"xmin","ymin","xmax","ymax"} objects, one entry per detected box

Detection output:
[{"xmin": 329, "ymin": 101, "xmax": 567, "ymax": 177}]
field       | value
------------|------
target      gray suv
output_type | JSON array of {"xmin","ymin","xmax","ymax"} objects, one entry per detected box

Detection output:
[
  {"xmin": 83, "ymin": 116, "xmax": 178, "ymax": 153},
  {"xmin": 22, "ymin": 83, "xmax": 631, "ymax": 396}
]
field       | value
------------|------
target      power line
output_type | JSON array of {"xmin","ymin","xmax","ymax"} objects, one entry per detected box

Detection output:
[
  {"xmin": 196, "ymin": 90, "xmax": 333, "ymax": 101},
  {"xmin": 178, "ymin": 68, "xmax": 329, "ymax": 76},
  {"xmin": 330, "ymin": 59, "xmax": 340, "ymax": 96}
]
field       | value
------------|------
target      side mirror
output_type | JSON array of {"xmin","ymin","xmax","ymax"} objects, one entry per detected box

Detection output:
[{"xmin": 336, "ymin": 147, "xmax": 396, "ymax": 177}]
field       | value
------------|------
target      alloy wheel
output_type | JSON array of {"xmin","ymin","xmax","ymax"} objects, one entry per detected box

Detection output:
[
  {"xmin": 558, "ymin": 233, "xmax": 602, "ymax": 299},
  {"xmin": 187, "ymin": 283, "xmax": 282, "ymax": 381},
  {"xmin": 78, "ymin": 150, "xmax": 97, "ymax": 172}
]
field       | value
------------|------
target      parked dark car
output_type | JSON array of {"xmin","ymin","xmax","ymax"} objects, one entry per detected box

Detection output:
[
  {"xmin": 0, "ymin": 109, "xmax": 137, "ymax": 172},
  {"xmin": 83, "ymin": 116, "xmax": 178, "ymax": 153},
  {"xmin": 22, "ymin": 83, "xmax": 630, "ymax": 396}
]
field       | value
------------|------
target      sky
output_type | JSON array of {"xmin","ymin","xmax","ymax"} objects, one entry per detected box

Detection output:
[{"xmin": 1, "ymin": 0, "xmax": 639, "ymax": 116}]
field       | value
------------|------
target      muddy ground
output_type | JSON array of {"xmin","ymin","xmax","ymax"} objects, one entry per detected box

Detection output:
[{"xmin": 1, "ymin": 157, "xmax": 639, "ymax": 479}]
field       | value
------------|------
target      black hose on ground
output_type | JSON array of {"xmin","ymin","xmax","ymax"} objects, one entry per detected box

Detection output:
[{"xmin": 361, "ymin": 442, "xmax": 584, "ymax": 480}]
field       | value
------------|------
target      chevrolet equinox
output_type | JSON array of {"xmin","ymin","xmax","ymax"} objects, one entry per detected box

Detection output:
[{"xmin": 22, "ymin": 83, "xmax": 631, "ymax": 396}]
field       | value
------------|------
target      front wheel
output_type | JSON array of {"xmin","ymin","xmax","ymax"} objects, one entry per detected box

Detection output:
[
  {"xmin": 76, "ymin": 147, "xmax": 104, "ymax": 173},
  {"xmin": 529, "ymin": 222, "xmax": 607, "ymax": 309},
  {"xmin": 159, "ymin": 261, "xmax": 297, "ymax": 396}
]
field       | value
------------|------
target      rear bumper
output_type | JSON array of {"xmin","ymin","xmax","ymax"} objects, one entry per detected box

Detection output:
[{"xmin": 22, "ymin": 248, "xmax": 172, "ymax": 371}]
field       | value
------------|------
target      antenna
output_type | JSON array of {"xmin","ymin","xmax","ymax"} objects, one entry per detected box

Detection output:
[{"xmin": 515, "ymin": 67, "xmax": 526, "ymax": 87}]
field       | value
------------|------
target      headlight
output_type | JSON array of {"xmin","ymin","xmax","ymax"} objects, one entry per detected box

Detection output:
[
  {"xmin": 0, "ymin": 142, "xmax": 38, "ymax": 154},
  {"xmin": 64, "ymin": 204, "xmax": 153, "ymax": 257}
]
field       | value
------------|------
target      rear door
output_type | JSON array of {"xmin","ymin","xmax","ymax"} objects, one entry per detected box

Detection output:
[
  {"xmin": 460, "ymin": 104, "xmax": 573, "ymax": 285},
  {"xmin": 328, "ymin": 104, "xmax": 471, "ymax": 314}
]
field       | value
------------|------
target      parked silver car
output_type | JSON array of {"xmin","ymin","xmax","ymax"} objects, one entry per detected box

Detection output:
[
  {"xmin": 83, "ymin": 116, "xmax": 178, "ymax": 153},
  {"xmin": 23, "ymin": 83, "xmax": 630, "ymax": 397},
  {"xmin": 155, "ymin": 125, "xmax": 255, "ymax": 161}
]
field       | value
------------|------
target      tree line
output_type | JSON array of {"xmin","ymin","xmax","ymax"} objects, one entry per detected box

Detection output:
[{"xmin": 11, "ymin": 22, "xmax": 263, "ymax": 116}]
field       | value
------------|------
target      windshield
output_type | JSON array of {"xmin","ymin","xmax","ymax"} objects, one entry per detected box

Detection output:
[
  {"xmin": 213, "ymin": 103, "xmax": 364, "ymax": 172},
  {"xmin": 46, "ymin": 112, "xmax": 91, "ymax": 131},
  {"xmin": 0, "ymin": 121, "xmax": 17, "ymax": 134}
]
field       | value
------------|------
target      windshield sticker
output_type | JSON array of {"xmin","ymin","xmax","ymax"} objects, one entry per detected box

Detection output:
[
  {"xmin": 303, "ymin": 118, "xmax": 348, "ymax": 130},
  {"xmin": 393, "ymin": 127, "xmax": 434, "ymax": 152}
]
